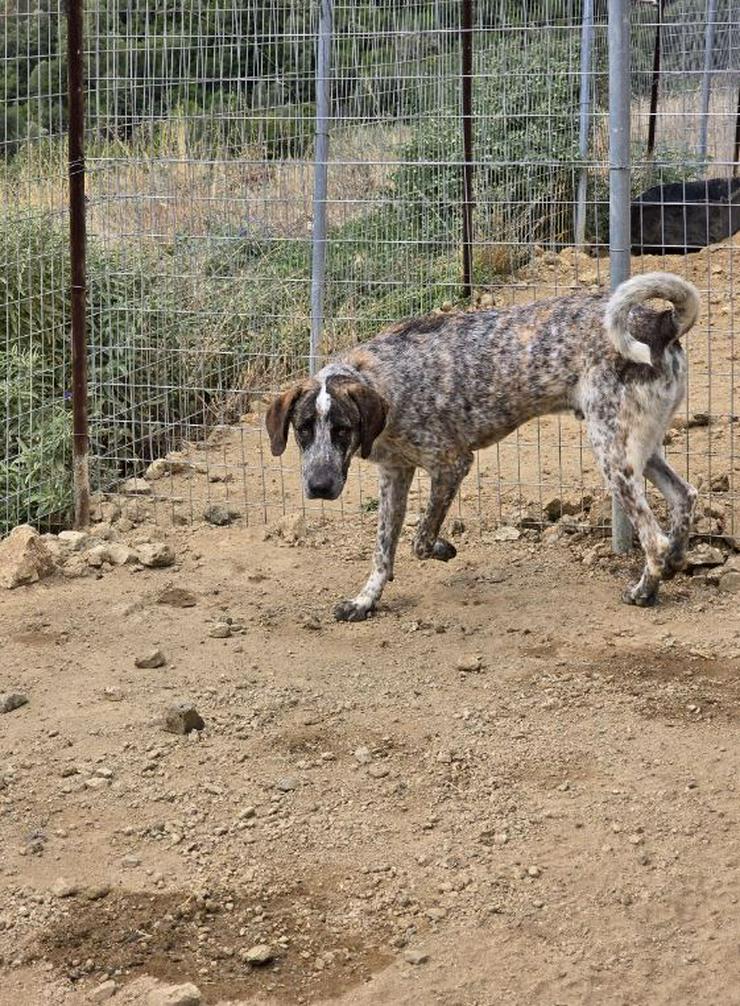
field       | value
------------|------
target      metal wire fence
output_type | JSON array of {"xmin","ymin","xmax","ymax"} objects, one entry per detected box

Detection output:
[{"xmin": 1, "ymin": 0, "xmax": 739, "ymax": 544}]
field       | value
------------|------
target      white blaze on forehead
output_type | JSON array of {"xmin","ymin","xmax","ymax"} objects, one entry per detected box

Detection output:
[{"xmin": 316, "ymin": 382, "xmax": 331, "ymax": 418}]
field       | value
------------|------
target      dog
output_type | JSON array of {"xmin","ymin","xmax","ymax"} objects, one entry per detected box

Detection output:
[{"xmin": 266, "ymin": 272, "xmax": 700, "ymax": 621}]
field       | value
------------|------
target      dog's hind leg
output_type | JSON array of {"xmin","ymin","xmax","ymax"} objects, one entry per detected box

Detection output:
[
  {"xmin": 586, "ymin": 412, "xmax": 670, "ymax": 607},
  {"xmin": 644, "ymin": 453, "xmax": 697, "ymax": 578},
  {"xmin": 412, "ymin": 453, "xmax": 473, "ymax": 562},
  {"xmin": 334, "ymin": 464, "xmax": 414, "ymax": 622}
]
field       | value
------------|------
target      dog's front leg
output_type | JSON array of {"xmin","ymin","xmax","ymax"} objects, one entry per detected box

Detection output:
[
  {"xmin": 412, "ymin": 453, "xmax": 473, "ymax": 562},
  {"xmin": 334, "ymin": 464, "xmax": 414, "ymax": 622}
]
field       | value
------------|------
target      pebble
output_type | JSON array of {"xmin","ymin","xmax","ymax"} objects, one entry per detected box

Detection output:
[
  {"xmin": 242, "ymin": 943, "xmax": 274, "ymax": 965},
  {"xmin": 368, "ymin": 764, "xmax": 390, "ymax": 779},
  {"xmin": 147, "ymin": 984, "xmax": 202, "ymax": 1006},
  {"xmin": 208, "ymin": 623, "xmax": 231, "ymax": 639},
  {"xmin": 58, "ymin": 530, "xmax": 89, "ymax": 551},
  {"xmin": 0, "ymin": 693, "xmax": 28, "ymax": 714},
  {"xmin": 135, "ymin": 649, "xmax": 167, "ymax": 669},
  {"xmin": 121, "ymin": 477, "xmax": 152, "ymax": 495},
  {"xmin": 354, "ymin": 746, "xmax": 372, "ymax": 765},
  {"xmin": 404, "ymin": 949, "xmax": 429, "ymax": 965},
  {"xmin": 103, "ymin": 687, "xmax": 124, "ymax": 702},
  {"xmin": 50, "ymin": 877, "xmax": 78, "ymax": 898},
  {"xmin": 456, "ymin": 654, "xmax": 482, "ymax": 673},
  {"xmin": 89, "ymin": 979, "xmax": 119, "ymax": 1003},
  {"xmin": 492, "ymin": 526, "xmax": 520, "ymax": 542},
  {"xmin": 203, "ymin": 503, "xmax": 240, "ymax": 527},
  {"xmin": 164, "ymin": 702, "xmax": 205, "ymax": 735},
  {"xmin": 157, "ymin": 585, "xmax": 197, "ymax": 608},
  {"xmin": 275, "ymin": 776, "xmax": 299, "ymax": 792}
]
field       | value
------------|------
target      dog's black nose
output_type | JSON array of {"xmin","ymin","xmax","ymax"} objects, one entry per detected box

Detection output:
[{"xmin": 307, "ymin": 478, "xmax": 335, "ymax": 499}]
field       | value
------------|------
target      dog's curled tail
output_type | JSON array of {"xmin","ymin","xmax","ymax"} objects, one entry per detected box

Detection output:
[{"xmin": 605, "ymin": 271, "xmax": 700, "ymax": 366}]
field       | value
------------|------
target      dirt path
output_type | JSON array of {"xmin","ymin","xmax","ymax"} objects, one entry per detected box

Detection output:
[{"xmin": 0, "ymin": 509, "xmax": 738, "ymax": 1006}]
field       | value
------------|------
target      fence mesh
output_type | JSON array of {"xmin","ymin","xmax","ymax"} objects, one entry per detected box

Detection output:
[{"xmin": 1, "ymin": 0, "xmax": 739, "ymax": 543}]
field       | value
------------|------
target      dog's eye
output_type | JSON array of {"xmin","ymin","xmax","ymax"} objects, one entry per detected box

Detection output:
[
  {"xmin": 296, "ymin": 423, "xmax": 313, "ymax": 443},
  {"xmin": 332, "ymin": 425, "xmax": 351, "ymax": 443}
]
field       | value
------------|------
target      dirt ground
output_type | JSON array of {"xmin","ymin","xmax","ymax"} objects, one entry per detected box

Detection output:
[{"xmin": 1, "ymin": 490, "xmax": 739, "ymax": 1005}]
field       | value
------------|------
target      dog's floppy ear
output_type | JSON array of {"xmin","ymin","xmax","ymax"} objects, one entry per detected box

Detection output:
[
  {"xmin": 265, "ymin": 383, "xmax": 306, "ymax": 457},
  {"xmin": 345, "ymin": 383, "xmax": 388, "ymax": 459}
]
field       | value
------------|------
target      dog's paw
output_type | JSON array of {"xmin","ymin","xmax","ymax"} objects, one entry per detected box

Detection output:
[
  {"xmin": 432, "ymin": 538, "xmax": 457, "ymax": 562},
  {"xmin": 621, "ymin": 585, "xmax": 658, "ymax": 608},
  {"xmin": 661, "ymin": 550, "xmax": 687, "ymax": 581},
  {"xmin": 334, "ymin": 599, "xmax": 373, "ymax": 623}
]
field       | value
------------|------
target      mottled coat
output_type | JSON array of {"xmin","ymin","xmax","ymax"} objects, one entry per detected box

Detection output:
[{"xmin": 267, "ymin": 272, "xmax": 700, "ymax": 620}]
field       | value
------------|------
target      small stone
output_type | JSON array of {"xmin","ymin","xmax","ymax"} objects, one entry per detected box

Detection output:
[
  {"xmin": 492, "ymin": 526, "xmax": 520, "ymax": 542},
  {"xmin": 145, "ymin": 459, "xmax": 168, "ymax": 481},
  {"xmin": 50, "ymin": 877, "xmax": 78, "ymax": 898},
  {"xmin": 136, "ymin": 543, "xmax": 175, "ymax": 568},
  {"xmin": 156, "ymin": 585, "xmax": 197, "ymax": 608},
  {"xmin": 89, "ymin": 980, "xmax": 119, "ymax": 1004},
  {"xmin": 85, "ymin": 884, "xmax": 111, "ymax": 901},
  {"xmin": 456, "ymin": 654, "xmax": 482, "ymax": 673},
  {"xmin": 0, "ymin": 525, "xmax": 56, "ymax": 589},
  {"xmin": 105, "ymin": 543, "xmax": 137, "ymax": 566},
  {"xmin": 0, "ymin": 692, "xmax": 28, "ymax": 714},
  {"xmin": 203, "ymin": 503, "xmax": 240, "ymax": 527},
  {"xmin": 543, "ymin": 497, "xmax": 581, "ymax": 521},
  {"xmin": 135, "ymin": 649, "xmax": 167, "ymax": 669},
  {"xmin": 527, "ymin": 865, "xmax": 541, "ymax": 878},
  {"xmin": 276, "ymin": 513, "xmax": 307, "ymax": 543},
  {"xmin": 718, "ymin": 570, "xmax": 740, "ymax": 593},
  {"xmin": 122, "ymin": 854, "xmax": 140, "ymax": 869},
  {"xmin": 368, "ymin": 764, "xmax": 390, "ymax": 779},
  {"xmin": 275, "ymin": 776, "xmax": 299, "ymax": 792},
  {"xmin": 103, "ymin": 687, "xmax": 124, "ymax": 702},
  {"xmin": 354, "ymin": 746, "xmax": 372, "ymax": 765},
  {"xmin": 164, "ymin": 702, "xmax": 205, "ymax": 735},
  {"xmin": 242, "ymin": 944, "xmax": 274, "ymax": 965},
  {"xmin": 147, "ymin": 984, "xmax": 202, "ymax": 1006},
  {"xmin": 208, "ymin": 623, "xmax": 231, "ymax": 639},
  {"xmin": 404, "ymin": 949, "xmax": 429, "ymax": 965},
  {"xmin": 685, "ymin": 544, "xmax": 725, "ymax": 569},
  {"xmin": 58, "ymin": 530, "xmax": 89, "ymax": 551},
  {"xmin": 710, "ymin": 472, "xmax": 730, "ymax": 493},
  {"xmin": 121, "ymin": 477, "xmax": 151, "ymax": 495}
]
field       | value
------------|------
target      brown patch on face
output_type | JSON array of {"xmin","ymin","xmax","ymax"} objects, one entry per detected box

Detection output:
[
  {"xmin": 265, "ymin": 379, "xmax": 317, "ymax": 456},
  {"xmin": 333, "ymin": 382, "xmax": 388, "ymax": 459},
  {"xmin": 623, "ymin": 464, "xmax": 634, "ymax": 478},
  {"xmin": 345, "ymin": 348, "xmax": 376, "ymax": 374}
]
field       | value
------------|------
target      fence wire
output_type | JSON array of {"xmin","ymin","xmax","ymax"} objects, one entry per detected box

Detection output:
[{"xmin": 1, "ymin": 0, "xmax": 739, "ymax": 545}]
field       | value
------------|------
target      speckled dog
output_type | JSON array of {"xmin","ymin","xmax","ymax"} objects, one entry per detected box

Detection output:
[{"xmin": 267, "ymin": 272, "xmax": 700, "ymax": 621}]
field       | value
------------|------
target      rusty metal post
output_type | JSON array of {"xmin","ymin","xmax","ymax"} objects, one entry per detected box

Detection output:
[
  {"xmin": 67, "ymin": 0, "xmax": 90, "ymax": 528},
  {"xmin": 461, "ymin": 0, "xmax": 474, "ymax": 299}
]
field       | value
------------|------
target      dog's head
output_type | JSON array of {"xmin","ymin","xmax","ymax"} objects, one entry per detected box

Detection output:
[{"xmin": 266, "ymin": 377, "xmax": 388, "ymax": 500}]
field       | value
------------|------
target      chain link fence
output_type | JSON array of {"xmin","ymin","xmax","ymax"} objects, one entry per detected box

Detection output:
[{"xmin": 2, "ymin": 0, "xmax": 739, "ymax": 542}]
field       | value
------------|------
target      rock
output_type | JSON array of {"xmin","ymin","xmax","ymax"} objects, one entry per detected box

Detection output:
[
  {"xmin": 276, "ymin": 776, "xmax": 299, "ymax": 792},
  {"xmin": 242, "ymin": 944, "xmax": 274, "ymax": 965},
  {"xmin": 85, "ymin": 884, "xmax": 111, "ymax": 901},
  {"xmin": 137, "ymin": 543, "xmax": 175, "ymax": 568},
  {"xmin": 685, "ymin": 544, "xmax": 725, "ymax": 569},
  {"xmin": 354, "ymin": 746, "xmax": 372, "ymax": 765},
  {"xmin": 718, "ymin": 570, "xmax": 740, "ymax": 593},
  {"xmin": 164, "ymin": 702, "xmax": 205, "ymax": 735},
  {"xmin": 456, "ymin": 654, "xmax": 482, "ymax": 673},
  {"xmin": 276, "ymin": 513, "xmax": 307, "ymax": 543},
  {"xmin": 86, "ymin": 545, "xmax": 111, "ymax": 568},
  {"xmin": 145, "ymin": 459, "xmax": 168, "ymax": 481},
  {"xmin": 106, "ymin": 543, "xmax": 138, "ymax": 566},
  {"xmin": 404, "ymin": 949, "xmax": 429, "ymax": 965},
  {"xmin": 0, "ymin": 693, "xmax": 28, "ymax": 714},
  {"xmin": 203, "ymin": 503, "xmax": 240, "ymax": 527},
  {"xmin": 492, "ymin": 526, "xmax": 520, "ymax": 542},
  {"xmin": 135, "ymin": 649, "xmax": 167, "ymax": 669},
  {"xmin": 543, "ymin": 497, "xmax": 581, "ymax": 521},
  {"xmin": 50, "ymin": 877, "xmax": 78, "ymax": 898},
  {"xmin": 710, "ymin": 472, "xmax": 730, "ymax": 493},
  {"xmin": 0, "ymin": 525, "xmax": 56, "ymax": 589},
  {"xmin": 368, "ymin": 764, "xmax": 390, "ymax": 779},
  {"xmin": 103, "ymin": 687, "xmax": 124, "ymax": 702},
  {"xmin": 58, "ymin": 530, "xmax": 89, "ymax": 551},
  {"xmin": 156, "ymin": 585, "xmax": 197, "ymax": 608},
  {"xmin": 89, "ymin": 980, "xmax": 119, "ymax": 1003},
  {"xmin": 208, "ymin": 623, "xmax": 231, "ymax": 639},
  {"xmin": 147, "ymin": 984, "xmax": 201, "ymax": 1006},
  {"xmin": 121, "ymin": 477, "xmax": 151, "ymax": 495},
  {"xmin": 147, "ymin": 457, "xmax": 193, "ymax": 481}
]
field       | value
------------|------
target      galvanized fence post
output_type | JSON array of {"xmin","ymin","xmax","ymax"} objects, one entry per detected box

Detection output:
[
  {"xmin": 67, "ymin": 0, "xmax": 91, "ymax": 529},
  {"xmin": 310, "ymin": 0, "xmax": 333, "ymax": 376},
  {"xmin": 575, "ymin": 0, "xmax": 594, "ymax": 247},
  {"xmin": 698, "ymin": 0, "xmax": 718, "ymax": 165},
  {"xmin": 608, "ymin": 0, "xmax": 634, "ymax": 554},
  {"xmin": 461, "ymin": 0, "xmax": 474, "ymax": 298}
]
